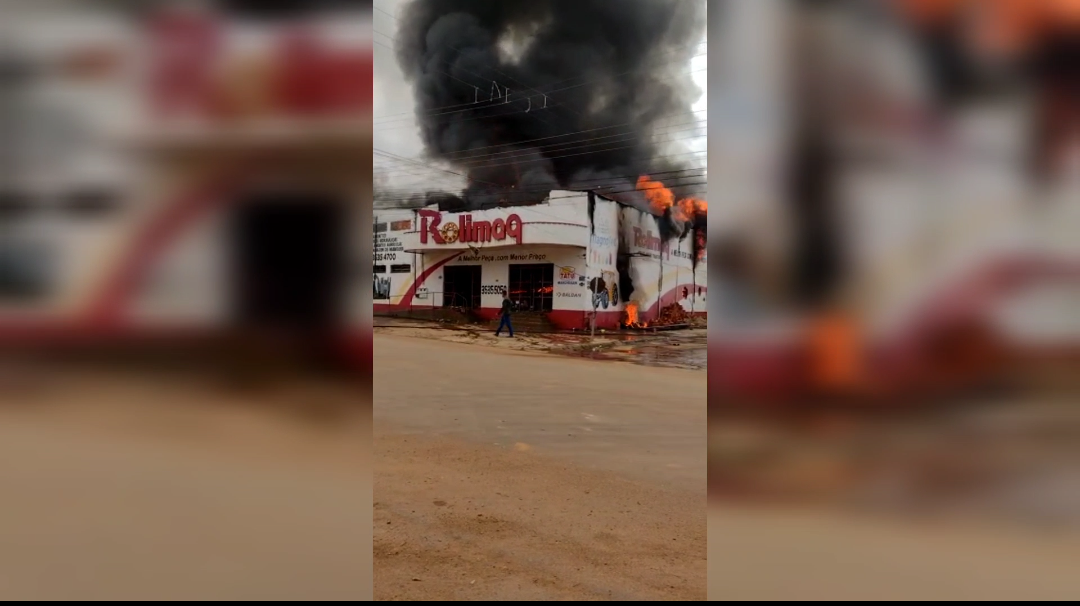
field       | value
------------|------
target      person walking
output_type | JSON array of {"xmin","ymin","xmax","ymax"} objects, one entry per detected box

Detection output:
[{"xmin": 495, "ymin": 289, "xmax": 514, "ymax": 337}]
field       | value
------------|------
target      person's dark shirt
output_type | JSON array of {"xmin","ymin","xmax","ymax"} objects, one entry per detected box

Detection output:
[{"xmin": 501, "ymin": 297, "xmax": 513, "ymax": 316}]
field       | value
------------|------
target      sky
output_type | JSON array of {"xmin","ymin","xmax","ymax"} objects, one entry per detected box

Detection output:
[{"xmin": 371, "ymin": 0, "xmax": 707, "ymax": 196}]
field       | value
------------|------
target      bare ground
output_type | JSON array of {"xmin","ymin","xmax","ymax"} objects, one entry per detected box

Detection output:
[{"xmin": 372, "ymin": 333, "xmax": 708, "ymax": 600}]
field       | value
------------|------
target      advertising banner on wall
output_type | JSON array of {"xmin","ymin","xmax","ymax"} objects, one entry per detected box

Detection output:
[{"xmin": 586, "ymin": 198, "xmax": 621, "ymax": 312}]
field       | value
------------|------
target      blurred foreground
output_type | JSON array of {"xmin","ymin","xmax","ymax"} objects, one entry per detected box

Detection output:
[
  {"xmin": 708, "ymin": 504, "xmax": 1080, "ymax": 601},
  {"xmin": 0, "ymin": 361, "xmax": 372, "ymax": 601},
  {"xmin": 706, "ymin": 0, "xmax": 1079, "ymax": 599}
]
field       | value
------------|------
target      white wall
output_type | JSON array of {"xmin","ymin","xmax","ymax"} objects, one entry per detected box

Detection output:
[
  {"xmin": 619, "ymin": 206, "xmax": 704, "ymax": 320},
  {"xmin": 411, "ymin": 245, "xmax": 586, "ymax": 312},
  {"xmin": 128, "ymin": 212, "xmax": 230, "ymax": 326},
  {"xmin": 372, "ymin": 209, "xmax": 416, "ymax": 308}
]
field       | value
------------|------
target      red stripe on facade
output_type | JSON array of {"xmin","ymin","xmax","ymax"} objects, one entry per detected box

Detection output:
[
  {"xmin": 390, "ymin": 251, "xmax": 461, "ymax": 309},
  {"xmin": 84, "ymin": 159, "xmax": 260, "ymax": 324},
  {"xmin": 640, "ymin": 283, "xmax": 708, "ymax": 321}
]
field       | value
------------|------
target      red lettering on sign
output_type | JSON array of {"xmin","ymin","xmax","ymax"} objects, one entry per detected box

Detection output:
[
  {"xmin": 504, "ymin": 214, "xmax": 523, "ymax": 244},
  {"xmin": 633, "ymin": 226, "xmax": 669, "ymax": 254},
  {"xmin": 418, "ymin": 211, "xmax": 524, "ymax": 245},
  {"xmin": 418, "ymin": 209, "xmax": 445, "ymax": 244}
]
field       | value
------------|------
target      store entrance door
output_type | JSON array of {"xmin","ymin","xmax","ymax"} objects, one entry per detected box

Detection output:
[{"xmin": 443, "ymin": 265, "xmax": 481, "ymax": 309}]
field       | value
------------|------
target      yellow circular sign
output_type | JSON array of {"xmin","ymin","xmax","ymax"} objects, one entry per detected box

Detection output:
[{"xmin": 440, "ymin": 222, "xmax": 460, "ymax": 243}]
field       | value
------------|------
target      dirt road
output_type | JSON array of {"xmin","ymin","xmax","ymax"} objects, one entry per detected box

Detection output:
[{"xmin": 373, "ymin": 333, "xmax": 708, "ymax": 600}]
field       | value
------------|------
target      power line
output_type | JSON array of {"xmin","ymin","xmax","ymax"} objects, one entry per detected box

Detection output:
[
  {"xmin": 373, "ymin": 45, "xmax": 705, "ymax": 124},
  {"xmin": 372, "ymin": 179, "xmax": 689, "ymax": 227},
  {"xmin": 373, "ymin": 130, "xmax": 708, "ymax": 186},
  {"xmin": 374, "ymin": 3, "xmax": 581, "ymax": 119},
  {"xmin": 417, "ymin": 108, "xmax": 707, "ymax": 159},
  {"xmin": 456, "ymin": 140, "xmax": 708, "ymax": 172},
  {"xmin": 371, "ymin": 3, "xmax": 708, "ymax": 211},
  {"xmin": 372, "ymin": 4, "xmax": 398, "ymax": 22},
  {"xmin": 373, "ymin": 67, "xmax": 708, "ymax": 132},
  {"xmin": 373, "ymin": 52, "xmax": 707, "ymax": 125},
  {"xmin": 375, "ymin": 164, "xmax": 707, "ymax": 189},
  {"xmin": 372, "ymin": 164, "xmax": 708, "ymax": 206},
  {"xmin": 449, "ymin": 123, "xmax": 706, "ymax": 166},
  {"xmin": 373, "ymin": 1, "xmax": 705, "ymax": 128},
  {"xmin": 373, "ymin": 143, "xmax": 707, "ymax": 184},
  {"xmin": 372, "ymin": 127, "xmax": 707, "ymax": 182},
  {"xmin": 374, "ymin": 148, "xmax": 492, "ymax": 188},
  {"xmin": 373, "ymin": 27, "xmax": 561, "ymax": 129},
  {"xmin": 372, "ymin": 176, "xmax": 709, "ymax": 204},
  {"xmin": 547, "ymin": 186, "xmax": 708, "ymax": 203},
  {"xmin": 371, "ymin": 183, "xmax": 710, "ymax": 210},
  {"xmin": 374, "ymin": 118, "xmax": 705, "ymax": 167}
]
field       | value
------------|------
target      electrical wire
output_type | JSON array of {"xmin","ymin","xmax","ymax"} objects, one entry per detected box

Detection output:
[
  {"xmin": 373, "ymin": 53, "xmax": 707, "ymax": 125},
  {"xmin": 371, "ymin": 123, "xmax": 707, "ymax": 181},
  {"xmin": 373, "ymin": 1, "xmax": 704, "ymax": 129}
]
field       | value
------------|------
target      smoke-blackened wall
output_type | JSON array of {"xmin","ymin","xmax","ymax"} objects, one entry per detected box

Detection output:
[{"xmin": 394, "ymin": 0, "xmax": 705, "ymax": 211}]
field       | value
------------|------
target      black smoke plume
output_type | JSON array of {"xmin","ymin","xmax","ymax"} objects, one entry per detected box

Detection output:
[{"xmin": 394, "ymin": 0, "xmax": 706, "ymax": 220}]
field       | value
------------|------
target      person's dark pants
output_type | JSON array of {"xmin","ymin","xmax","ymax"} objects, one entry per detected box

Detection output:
[{"xmin": 496, "ymin": 314, "xmax": 514, "ymax": 337}]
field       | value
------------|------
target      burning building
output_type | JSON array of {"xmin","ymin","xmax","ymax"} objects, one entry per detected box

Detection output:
[
  {"xmin": 374, "ymin": 0, "xmax": 708, "ymax": 330},
  {"xmin": 373, "ymin": 184, "xmax": 707, "ymax": 331}
]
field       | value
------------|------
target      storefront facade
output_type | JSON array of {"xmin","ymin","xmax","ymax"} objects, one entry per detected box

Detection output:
[{"xmin": 373, "ymin": 191, "xmax": 708, "ymax": 331}]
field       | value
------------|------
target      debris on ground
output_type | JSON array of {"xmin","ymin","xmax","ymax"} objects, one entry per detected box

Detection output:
[{"xmin": 655, "ymin": 303, "xmax": 691, "ymax": 326}]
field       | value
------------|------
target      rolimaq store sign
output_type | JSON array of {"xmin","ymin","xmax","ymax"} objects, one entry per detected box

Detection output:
[{"xmin": 400, "ymin": 203, "xmax": 590, "ymax": 252}]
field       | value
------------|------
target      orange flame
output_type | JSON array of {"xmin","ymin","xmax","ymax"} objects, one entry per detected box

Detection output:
[
  {"xmin": 624, "ymin": 302, "xmax": 639, "ymax": 327},
  {"xmin": 636, "ymin": 175, "xmax": 674, "ymax": 215},
  {"xmin": 635, "ymin": 175, "xmax": 707, "ymax": 222},
  {"xmin": 623, "ymin": 302, "xmax": 648, "ymax": 327}
]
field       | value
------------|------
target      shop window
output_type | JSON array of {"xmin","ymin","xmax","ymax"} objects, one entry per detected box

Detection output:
[
  {"xmin": 373, "ymin": 265, "xmax": 387, "ymax": 274},
  {"xmin": 373, "ymin": 275, "xmax": 391, "ymax": 300},
  {"xmin": 443, "ymin": 265, "xmax": 481, "ymax": 309},
  {"xmin": 389, "ymin": 264, "xmax": 411, "ymax": 274},
  {"xmin": 508, "ymin": 263, "xmax": 554, "ymax": 312}
]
